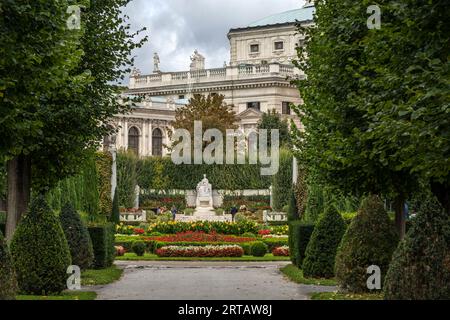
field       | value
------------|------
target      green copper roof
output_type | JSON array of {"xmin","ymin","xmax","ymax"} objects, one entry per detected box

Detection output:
[{"xmin": 248, "ymin": 6, "xmax": 315, "ymax": 27}]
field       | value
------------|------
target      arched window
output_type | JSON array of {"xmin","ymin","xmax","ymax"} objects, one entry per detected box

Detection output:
[
  {"xmin": 128, "ymin": 127, "xmax": 140, "ymax": 155},
  {"xmin": 152, "ymin": 128, "xmax": 163, "ymax": 156}
]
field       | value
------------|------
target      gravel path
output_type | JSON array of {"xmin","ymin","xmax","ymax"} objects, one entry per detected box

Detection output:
[{"xmin": 94, "ymin": 261, "xmax": 336, "ymax": 300}]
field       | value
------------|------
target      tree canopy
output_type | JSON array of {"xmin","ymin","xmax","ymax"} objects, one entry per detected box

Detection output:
[{"xmin": 257, "ymin": 109, "xmax": 291, "ymax": 147}]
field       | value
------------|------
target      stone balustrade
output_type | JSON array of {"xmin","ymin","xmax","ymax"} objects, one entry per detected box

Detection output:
[
  {"xmin": 263, "ymin": 210, "xmax": 288, "ymax": 223},
  {"xmin": 120, "ymin": 210, "xmax": 147, "ymax": 223},
  {"xmin": 129, "ymin": 63, "xmax": 302, "ymax": 89}
]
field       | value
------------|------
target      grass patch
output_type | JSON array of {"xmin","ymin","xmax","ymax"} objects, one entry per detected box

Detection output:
[
  {"xmin": 81, "ymin": 265, "xmax": 123, "ymax": 286},
  {"xmin": 310, "ymin": 292, "xmax": 384, "ymax": 300},
  {"xmin": 116, "ymin": 253, "xmax": 290, "ymax": 261},
  {"xmin": 280, "ymin": 264, "xmax": 338, "ymax": 286},
  {"xmin": 17, "ymin": 291, "xmax": 97, "ymax": 300}
]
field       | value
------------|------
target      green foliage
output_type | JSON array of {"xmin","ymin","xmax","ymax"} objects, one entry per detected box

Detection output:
[
  {"xmin": 288, "ymin": 221, "xmax": 315, "ymax": 267},
  {"xmin": 96, "ymin": 152, "xmax": 112, "ymax": 216},
  {"xmin": 335, "ymin": 195, "xmax": 398, "ymax": 293},
  {"xmin": 111, "ymin": 190, "xmax": 120, "ymax": 224},
  {"xmin": 0, "ymin": 231, "xmax": 18, "ymax": 300},
  {"xmin": 60, "ymin": 203, "xmax": 94, "ymax": 270},
  {"xmin": 251, "ymin": 241, "xmax": 268, "ymax": 257},
  {"xmin": 294, "ymin": 169, "xmax": 308, "ymax": 219},
  {"xmin": 117, "ymin": 150, "xmax": 138, "ymax": 208},
  {"xmin": 384, "ymin": 197, "xmax": 450, "ymax": 300},
  {"xmin": 257, "ymin": 109, "xmax": 291, "ymax": 147},
  {"xmin": 272, "ymin": 148, "xmax": 293, "ymax": 211},
  {"xmin": 241, "ymin": 232, "xmax": 257, "ymax": 238},
  {"xmin": 134, "ymin": 154, "xmax": 271, "ymax": 191},
  {"xmin": 81, "ymin": 155, "xmax": 100, "ymax": 215},
  {"xmin": 10, "ymin": 196, "xmax": 71, "ymax": 295},
  {"xmin": 287, "ymin": 186, "xmax": 298, "ymax": 221},
  {"xmin": 302, "ymin": 206, "xmax": 346, "ymax": 279},
  {"xmin": 293, "ymin": 0, "xmax": 450, "ymax": 208},
  {"xmin": 132, "ymin": 241, "xmax": 146, "ymax": 257},
  {"xmin": 87, "ymin": 223, "xmax": 115, "ymax": 269}
]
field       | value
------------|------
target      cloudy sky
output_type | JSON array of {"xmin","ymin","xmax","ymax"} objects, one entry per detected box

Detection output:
[{"xmin": 123, "ymin": 0, "xmax": 306, "ymax": 75}]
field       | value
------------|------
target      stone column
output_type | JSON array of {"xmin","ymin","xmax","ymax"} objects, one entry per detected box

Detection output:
[
  {"xmin": 110, "ymin": 144, "xmax": 117, "ymax": 200},
  {"xmin": 148, "ymin": 121, "xmax": 153, "ymax": 156},
  {"xmin": 142, "ymin": 120, "xmax": 147, "ymax": 156},
  {"xmin": 123, "ymin": 119, "xmax": 129, "ymax": 150}
]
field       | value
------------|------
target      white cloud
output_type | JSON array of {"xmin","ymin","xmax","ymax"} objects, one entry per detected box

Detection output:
[{"xmin": 123, "ymin": 0, "xmax": 306, "ymax": 75}]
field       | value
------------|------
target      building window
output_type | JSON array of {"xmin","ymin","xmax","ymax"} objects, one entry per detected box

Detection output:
[
  {"xmin": 128, "ymin": 127, "xmax": 140, "ymax": 155},
  {"xmin": 247, "ymin": 102, "xmax": 261, "ymax": 111},
  {"xmin": 250, "ymin": 44, "xmax": 259, "ymax": 53},
  {"xmin": 282, "ymin": 102, "xmax": 291, "ymax": 115},
  {"xmin": 178, "ymin": 95, "xmax": 185, "ymax": 100},
  {"xmin": 274, "ymin": 41, "xmax": 284, "ymax": 50},
  {"xmin": 152, "ymin": 128, "xmax": 163, "ymax": 156}
]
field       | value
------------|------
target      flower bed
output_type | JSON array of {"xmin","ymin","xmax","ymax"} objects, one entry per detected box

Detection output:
[
  {"xmin": 147, "ymin": 220, "xmax": 259, "ymax": 235},
  {"xmin": 147, "ymin": 231, "xmax": 255, "ymax": 243},
  {"xmin": 272, "ymin": 246, "xmax": 290, "ymax": 256},
  {"xmin": 155, "ymin": 245, "xmax": 244, "ymax": 257}
]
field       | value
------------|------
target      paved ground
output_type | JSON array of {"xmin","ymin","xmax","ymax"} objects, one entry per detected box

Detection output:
[{"xmin": 94, "ymin": 261, "xmax": 336, "ymax": 300}]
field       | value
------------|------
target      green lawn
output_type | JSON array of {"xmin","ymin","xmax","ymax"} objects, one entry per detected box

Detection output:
[
  {"xmin": 280, "ymin": 264, "xmax": 338, "ymax": 286},
  {"xmin": 310, "ymin": 292, "xmax": 384, "ymax": 300},
  {"xmin": 17, "ymin": 291, "xmax": 97, "ymax": 300},
  {"xmin": 81, "ymin": 265, "xmax": 123, "ymax": 286},
  {"xmin": 116, "ymin": 253, "xmax": 290, "ymax": 262}
]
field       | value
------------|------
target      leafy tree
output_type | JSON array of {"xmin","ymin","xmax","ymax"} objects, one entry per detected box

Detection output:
[
  {"xmin": 335, "ymin": 195, "xmax": 398, "ymax": 293},
  {"xmin": 294, "ymin": 168, "xmax": 308, "ymax": 219},
  {"xmin": 292, "ymin": 0, "xmax": 450, "ymax": 237},
  {"xmin": 271, "ymin": 148, "xmax": 293, "ymax": 211},
  {"xmin": 257, "ymin": 109, "xmax": 291, "ymax": 147},
  {"xmin": 383, "ymin": 196, "xmax": 450, "ymax": 300},
  {"xmin": 302, "ymin": 205, "xmax": 346, "ymax": 278},
  {"xmin": 117, "ymin": 150, "xmax": 138, "ymax": 208},
  {"xmin": 10, "ymin": 196, "xmax": 71, "ymax": 295},
  {"xmin": 0, "ymin": 0, "xmax": 146, "ymax": 239},
  {"xmin": 170, "ymin": 93, "xmax": 238, "ymax": 149},
  {"xmin": 60, "ymin": 203, "xmax": 94, "ymax": 270}
]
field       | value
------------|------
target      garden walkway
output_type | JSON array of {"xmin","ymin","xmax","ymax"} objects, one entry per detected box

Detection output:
[{"xmin": 94, "ymin": 261, "xmax": 336, "ymax": 300}]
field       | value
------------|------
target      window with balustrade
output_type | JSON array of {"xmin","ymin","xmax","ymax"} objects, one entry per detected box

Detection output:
[
  {"xmin": 128, "ymin": 127, "xmax": 140, "ymax": 155},
  {"xmin": 152, "ymin": 128, "xmax": 163, "ymax": 156}
]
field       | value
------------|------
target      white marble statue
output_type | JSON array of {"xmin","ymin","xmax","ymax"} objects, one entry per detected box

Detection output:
[
  {"xmin": 153, "ymin": 52, "xmax": 160, "ymax": 73},
  {"xmin": 196, "ymin": 174, "xmax": 213, "ymax": 208},
  {"xmin": 190, "ymin": 50, "xmax": 205, "ymax": 71}
]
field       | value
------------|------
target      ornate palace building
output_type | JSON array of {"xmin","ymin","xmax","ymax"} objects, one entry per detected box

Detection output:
[{"xmin": 113, "ymin": 3, "xmax": 314, "ymax": 157}]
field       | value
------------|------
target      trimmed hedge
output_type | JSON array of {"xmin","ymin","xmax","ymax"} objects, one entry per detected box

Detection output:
[
  {"xmin": 0, "ymin": 230, "xmax": 18, "ymax": 300},
  {"xmin": 271, "ymin": 148, "xmax": 293, "ymax": 210},
  {"xmin": 60, "ymin": 203, "xmax": 94, "ymax": 270},
  {"xmin": 88, "ymin": 223, "xmax": 115, "ymax": 269},
  {"xmin": 288, "ymin": 221, "xmax": 315, "ymax": 267},
  {"xmin": 384, "ymin": 197, "xmax": 450, "ymax": 300},
  {"xmin": 262, "ymin": 238, "xmax": 289, "ymax": 252},
  {"xmin": 302, "ymin": 206, "xmax": 346, "ymax": 278},
  {"xmin": 10, "ymin": 196, "xmax": 71, "ymax": 295},
  {"xmin": 132, "ymin": 241, "xmax": 146, "ymax": 256},
  {"xmin": 335, "ymin": 195, "xmax": 398, "ymax": 293}
]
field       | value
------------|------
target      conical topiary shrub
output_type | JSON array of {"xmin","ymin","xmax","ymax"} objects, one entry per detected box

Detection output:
[
  {"xmin": 0, "ymin": 231, "xmax": 18, "ymax": 300},
  {"xmin": 11, "ymin": 195, "xmax": 71, "ymax": 295},
  {"xmin": 60, "ymin": 202, "xmax": 94, "ymax": 270},
  {"xmin": 335, "ymin": 195, "xmax": 398, "ymax": 293},
  {"xmin": 111, "ymin": 190, "xmax": 120, "ymax": 225},
  {"xmin": 302, "ymin": 205, "xmax": 346, "ymax": 278},
  {"xmin": 383, "ymin": 196, "xmax": 450, "ymax": 300},
  {"xmin": 287, "ymin": 186, "xmax": 299, "ymax": 221}
]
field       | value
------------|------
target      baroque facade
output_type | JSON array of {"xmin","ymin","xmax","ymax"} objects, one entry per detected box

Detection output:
[{"xmin": 113, "ymin": 3, "xmax": 314, "ymax": 157}]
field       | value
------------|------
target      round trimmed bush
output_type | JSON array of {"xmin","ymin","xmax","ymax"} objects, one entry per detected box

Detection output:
[
  {"xmin": 302, "ymin": 206, "xmax": 346, "ymax": 279},
  {"xmin": 241, "ymin": 232, "xmax": 257, "ymax": 238},
  {"xmin": 335, "ymin": 195, "xmax": 398, "ymax": 293},
  {"xmin": 251, "ymin": 241, "xmax": 268, "ymax": 257},
  {"xmin": 383, "ymin": 197, "xmax": 450, "ymax": 300},
  {"xmin": 60, "ymin": 203, "xmax": 94, "ymax": 270},
  {"xmin": 0, "ymin": 231, "xmax": 18, "ymax": 300},
  {"xmin": 132, "ymin": 241, "xmax": 146, "ymax": 256},
  {"xmin": 11, "ymin": 195, "xmax": 71, "ymax": 295}
]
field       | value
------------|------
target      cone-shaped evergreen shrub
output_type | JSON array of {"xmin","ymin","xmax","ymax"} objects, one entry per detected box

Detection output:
[
  {"xmin": 335, "ymin": 195, "xmax": 398, "ymax": 293},
  {"xmin": 60, "ymin": 203, "xmax": 94, "ymax": 270},
  {"xmin": 111, "ymin": 190, "xmax": 120, "ymax": 224},
  {"xmin": 302, "ymin": 206, "xmax": 346, "ymax": 278},
  {"xmin": 0, "ymin": 231, "xmax": 18, "ymax": 300},
  {"xmin": 383, "ymin": 197, "xmax": 450, "ymax": 300},
  {"xmin": 11, "ymin": 196, "xmax": 71, "ymax": 295},
  {"xmin": 287, "ymin": 186, "xmax": 299, "ymax": 221}
]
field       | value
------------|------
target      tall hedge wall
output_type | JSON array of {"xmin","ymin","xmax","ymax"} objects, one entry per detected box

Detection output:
[
  {"xmin": 116, "ymin": 152, "xmax": 271, "ymax": 196},
  {"xmin": 271, "ymin": 148, "xmax": 293, "ymax": 210}
]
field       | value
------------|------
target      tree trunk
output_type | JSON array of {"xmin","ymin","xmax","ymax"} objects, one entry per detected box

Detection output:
[
  {"xmin": 5, "ymin": 155, "xmax": 31, "ymax": 242},
  {"xmin": 431, "ymin": 181, "xmax": 450, "ymax": 215},
  {"xmin": 394, "ymin": 197, "xmax": 406, "ymax": 239}
]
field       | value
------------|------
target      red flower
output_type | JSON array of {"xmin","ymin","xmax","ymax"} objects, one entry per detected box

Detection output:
[
  {"xmin": 133, "ymin": 228, "xmax": 145, "ymax": 235},
  {"xmin": 258, "ymin": 229, "xmax": 271, "ymax": 236}
]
